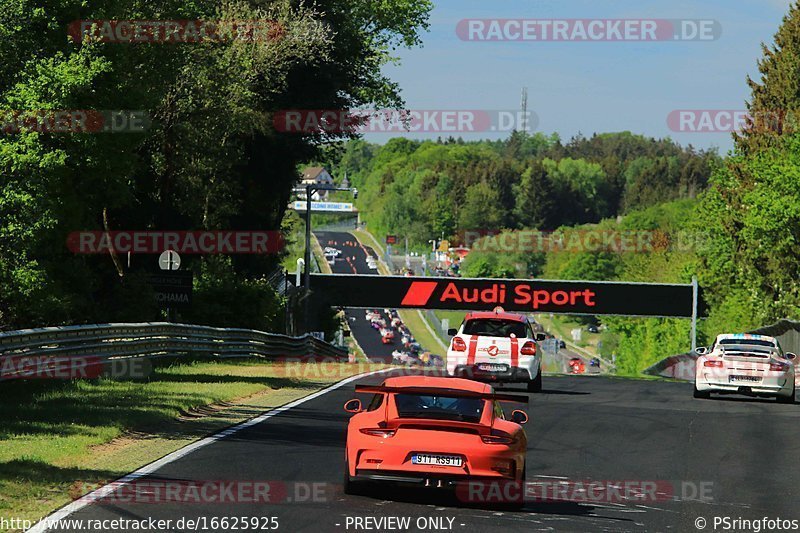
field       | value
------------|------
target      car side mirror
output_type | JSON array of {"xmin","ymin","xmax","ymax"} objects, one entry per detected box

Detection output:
[
  {"xmin": 695, "ymin": 347, "xmax": 707, "ymax": 355},
  {"xmin": 343, "ymin": 399, "xmax": 362, "ymax": 413},
  {"xmin": 787, "ymin": 353, "xmax": 797, "ymax": 361},
  {"xmin": 447, "ymin": 328, "xmax": 458, "ymax": 336},
  {"xmin": 535, "ymin": 333, "xmax": 547, "ymax": 342},
  {"xmin": 511, "ymin": 410, "xmax": 529, "ymax": 425}
]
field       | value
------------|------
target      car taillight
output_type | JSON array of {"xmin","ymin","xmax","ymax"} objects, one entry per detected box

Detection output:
[
  {"xmin": 451, "ymin": 337, "xmax": 467, "ymax": 352},
  {"xmin": 770, "ymin": 362, "xmax": 790, "ymax": 372},
  {"xmin": 520, "ymin": 341, "xmax": 537, "ymax": 356},
  {"xmin": 703, "ymin": 360, "xmax": 723, "ymax": 368},
  {"xmin": 359, "ymin": 428, "xmax": 396, "ymax": 438},
  {"xmin": 481, "ymin": 432, "xmax": 515, "ymax": 445}
]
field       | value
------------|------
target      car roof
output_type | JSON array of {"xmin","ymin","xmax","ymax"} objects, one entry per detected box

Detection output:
[
  {"xmin": 464, "ymin": 311, "xmax": 527, "ymax": 323},
  {"xmin": 382, "ymin": 375, "xmax": 492, "ymax": 394}
]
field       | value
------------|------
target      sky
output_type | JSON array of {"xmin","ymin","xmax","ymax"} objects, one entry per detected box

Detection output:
[{"xmin": 368, "ymin": 0, "xmax": 797, "ymax": 153}]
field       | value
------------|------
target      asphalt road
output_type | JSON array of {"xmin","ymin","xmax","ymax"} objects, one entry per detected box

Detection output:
[
  {"xmin": 45, "ymin": 370, "xmax": 800, "ymax": 533},
  {"xmin": 316, "ymin": 231, "xmax": 397, "ymax": 363}
]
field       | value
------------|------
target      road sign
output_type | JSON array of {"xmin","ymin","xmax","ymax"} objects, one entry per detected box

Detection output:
[
  {"xmin": 148, "ymin": 271, "xmax": 193, "ymax": 307},
  {"xmin": 386, "ymin": 235, "xmax": 398, "ymax": 245},
  {"xmin": 159, "ymin": 250, "xmax": 181, "ymax": 271},
  {"xmin": 290, "ymin": 201, "xmax": 355, "ymax": 213}
]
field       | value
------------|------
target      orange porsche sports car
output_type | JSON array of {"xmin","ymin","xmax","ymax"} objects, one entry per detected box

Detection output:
[{"xmin": 343, "ymin": 376, "xmax": 529, "ymax": 494}]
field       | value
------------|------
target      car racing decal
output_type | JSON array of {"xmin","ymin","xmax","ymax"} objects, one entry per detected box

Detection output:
[
  {"xmin": 467, "ymin": 335, "xmax": 479, "ymax": 366},
  {"xmin": 510, "ymin": 336, "xmax": 519, "ymax": 368}
]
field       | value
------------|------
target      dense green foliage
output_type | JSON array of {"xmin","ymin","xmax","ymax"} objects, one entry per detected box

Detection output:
[
  {"xmin": 0, "ymin": 0, "xmax": 432, "ymax": 330},
  {"xmin": 315, "ymin": 132, "xmax": 717, "ymax": 249}
]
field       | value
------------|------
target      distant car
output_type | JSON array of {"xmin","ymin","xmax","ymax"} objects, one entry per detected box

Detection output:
[
  {"xmin": 694, "ymin": 333, "xmax": 796, "ymax": 403},
  {"xmin": 589, "ymin": 357, "xmax": 601, "ymax": 368},
  {"xmin": 343, "ymin": 376, "xmax": 529, "ymax": 495},
  {"xmin": 587, "ymin": 325, "xmax": 599, "ymax": 334},
  {"xmin": 558, "ymin": 340, "xmax": 566, "ymax": 350},
  {"xmin": 568, "ymin": 358, "xmax": 585, "ymax": 374},
  {"xmin": 446, "ymin": 307, "xmax": 544, "ymax": 392},
  {"xmin": 382, "ymin": 331, "xmax": 395, "ymax": 344}
]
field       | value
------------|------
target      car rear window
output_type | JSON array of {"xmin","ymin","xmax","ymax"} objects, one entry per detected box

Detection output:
[
  {"xmin": 463, "ymin": 318, "xmax": 526, "ymax": 338},
  {"xmin": 719, "ymin": 339, "xmax": 776, "ymax": 348},
  {"xmin": 393, "ymin": 393, "xmax": 484, "ymax": 422}
]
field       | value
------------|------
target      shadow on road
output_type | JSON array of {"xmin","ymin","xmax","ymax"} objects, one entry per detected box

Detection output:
[{"xmin": 344, "ymin": 482, "xmax": 634, "ymax": 525}]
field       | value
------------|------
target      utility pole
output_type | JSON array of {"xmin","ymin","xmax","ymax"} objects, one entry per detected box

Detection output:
[{"xmin": 521, "ymin": 87, "xmax": 529, "ymax": 132}]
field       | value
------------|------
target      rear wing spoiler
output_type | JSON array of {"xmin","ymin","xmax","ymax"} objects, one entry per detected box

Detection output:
[
  {"xmin": 719, "ymin": 345, "xmax": 778, "ymax": 357},
  {"xmin": 354, "ymin": 385, "xmax": 528, "ymax": 404}
]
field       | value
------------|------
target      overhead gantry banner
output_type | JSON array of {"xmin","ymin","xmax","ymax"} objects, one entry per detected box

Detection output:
[{"xmin": 309, "ymin": 274, "xmax": 701, "ymax": 318}]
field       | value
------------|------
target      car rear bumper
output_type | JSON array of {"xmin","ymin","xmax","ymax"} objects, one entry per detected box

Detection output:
[
  {"xmin": 353, "ymin": 469, "xmax": 512, "ymax": 487},
  {"xmin": 451, "ymin": 365, "xmax": 532, "ymax": 383},
  {"xmin": 696, "ymin": 375, "xmax": 794, "ymax": 396}
]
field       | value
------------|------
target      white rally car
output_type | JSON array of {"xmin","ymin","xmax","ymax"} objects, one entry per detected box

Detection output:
[
  {"xmin": 446, "ymin": 307, "xmax": 544, "ymax": 392},
  {"xmin": 694, "ymin": 333, "xmax": 797, "ymax": 403}
]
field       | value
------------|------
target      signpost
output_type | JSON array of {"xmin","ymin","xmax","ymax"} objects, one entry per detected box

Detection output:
[
  {"xmin": 159, "ymin": 250, "xmax": 181, "ymax": 271},
  {"xmin": 152, "ymin": 250, "xmax": 191, "ymax": 320},
  {"xmin": 148, "ymin": 271, "xmax": 193, "ymax": 307},
  {"xmin": 386, "ymin": 235, "xmax": 398, "ymax": 245}
]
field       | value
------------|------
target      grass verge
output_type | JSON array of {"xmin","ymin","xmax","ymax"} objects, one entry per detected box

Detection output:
[
  {"xmin": 398, "ymin": 310, "xmax": 448, "ymax": 355},
  {"xmin": 351, "ymin": 229, "xmax": 446, "ymax": 356},
  {"xmin": 0, "ymin": 359, "xmax": 384, "ymax": 530}
]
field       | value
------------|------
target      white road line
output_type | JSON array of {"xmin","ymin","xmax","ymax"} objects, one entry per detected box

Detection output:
[{"xmin": 27, "ymin": 368, "xmax": 394, "ymax": 533}]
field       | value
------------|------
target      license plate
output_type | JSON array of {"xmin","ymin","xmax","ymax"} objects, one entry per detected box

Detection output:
[
  {"xmin": 411, "ymin": 454, "xmax": 462, "ymax": 467},
  {"xmin": 477, "ymin": 363, "xmax": 508, "ymax": 372},
  {"xmin": 729, "ymin": 375, "xmax": 761, "ymax": 383}
]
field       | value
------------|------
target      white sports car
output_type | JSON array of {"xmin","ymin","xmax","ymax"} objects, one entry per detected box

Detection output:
[
  {"xmin": 694, "ymin": 333, "xmax": 797, "ymax": 403},
  {"xmin": 446, "ymin": 307, "xmax": 545, "ymax": 392}
]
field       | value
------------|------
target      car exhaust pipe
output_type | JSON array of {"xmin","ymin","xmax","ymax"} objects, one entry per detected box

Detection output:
[
  {"xmin": 436, "ymin": 480, "xmax": 445, "ymax": 488},
  {"xmin": 424, "ymin": 479, "xmax": 431, "ymax": 487}
]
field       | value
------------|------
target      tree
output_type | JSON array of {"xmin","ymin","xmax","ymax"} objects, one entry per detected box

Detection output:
[
  {"xmin": 514, "ymin": 162, "xmax": 557, "ymax": 229},
  {"xmin": 0, "ymin": 0, "xmax": 433, "ymax": 329},
  {"xmin": 736, "ymin": 2, "xmax": 800, "ymax": 155},
  {"xmin": 458, "ymin": 181, "xmax": 503, "ymax": 231}
]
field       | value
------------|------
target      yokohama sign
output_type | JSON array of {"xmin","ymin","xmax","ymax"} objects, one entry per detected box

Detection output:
[{"xmin": 310, "ymin": 274, "xmax": 700, "ymax": 318}]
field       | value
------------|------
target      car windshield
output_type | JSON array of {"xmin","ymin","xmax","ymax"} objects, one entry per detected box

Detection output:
[
  {"xmin": 463, "ymin": 318, "xmax": 526, "ymax": 338},
  {"xmin": 393, "ymin": 393, "xmax": 484, "ymax": 423}
]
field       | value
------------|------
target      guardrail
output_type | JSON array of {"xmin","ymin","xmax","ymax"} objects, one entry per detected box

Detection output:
[{"xmin": 0, "ymin": 322, "xmax": 349, "ymax": 381}]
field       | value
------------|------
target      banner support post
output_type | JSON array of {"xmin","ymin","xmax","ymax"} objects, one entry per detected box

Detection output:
[{"xmin": 691, "ymin": 275, "xmax": 698, "ymax": 353}]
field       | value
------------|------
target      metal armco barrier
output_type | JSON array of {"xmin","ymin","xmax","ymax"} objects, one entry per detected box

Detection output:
[{"xmin": 0, "ymin": 322, "xmax": 348, "ymax": 381}]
